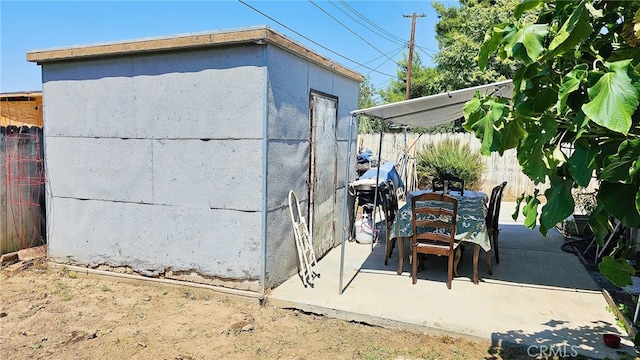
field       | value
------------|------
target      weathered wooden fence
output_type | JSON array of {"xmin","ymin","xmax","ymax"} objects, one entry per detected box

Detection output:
[
  {"xmin": 1, "ymin": 126, "xmax": 46, "ymax": 255},
  {"xmin": 358, "ymin": 132, "xmax": 550, "ymax": 201}
]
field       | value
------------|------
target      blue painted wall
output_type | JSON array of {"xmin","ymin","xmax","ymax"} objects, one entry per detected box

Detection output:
[{"xmin": 42, "ymin": 39, "xmax": 360, "ymax": 291}]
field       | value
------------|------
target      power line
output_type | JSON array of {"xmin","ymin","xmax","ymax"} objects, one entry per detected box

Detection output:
[
  {"xmin": 361, "ymin": 46, "xmax": 405, "ymax": 79},
  {"xmin": 414, "ymin": 44, "xmax": 436, "ymax": 60},
  {"xmin": 387, "ymin": 0, "xmax": 404, "ymax": 16},
  {"xmin": 308, "ymin": 0, "xmax": 401, "ymax": 66},
  {"xmin": 326, "ymin": 0, "xmax": 406, "ymax": 46},
  {"xmin": 338, "ymin": 0, "xmax": 407, "ymax": 45},
  {"xmin": 374, "ymin": 77, "xmax": 393, "ymax": 92},
  {"xmin": 358, "ymin": 45, "xmax": 406, "ymax": 67},
  {"xmin": 237, "ymin": 0, "xmax": 396, "ymax": 78},
  {"xmin": 351, "ymin": 46, "xmax": 403, "ymax": 94},
  {"xmin": 413, "ymin": 0, "xmax": 427, "ymax": 15},
  {"xmin": 338, "ymin": 1, "xmax": 438, "ymax": 59}
]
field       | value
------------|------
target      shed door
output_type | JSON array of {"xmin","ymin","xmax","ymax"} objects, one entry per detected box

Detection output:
[{"xmin": 309, "ymin": 91, "xmax": 338, "ymax": 254}]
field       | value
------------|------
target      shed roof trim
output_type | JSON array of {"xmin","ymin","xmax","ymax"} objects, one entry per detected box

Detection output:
[
  {"xmin": 1, "ymin": 91, "xmax": 42, "ymax": 100},
  {"xmin": 26, "ymin": 26, "xmax": 364, "ymax": 83}
]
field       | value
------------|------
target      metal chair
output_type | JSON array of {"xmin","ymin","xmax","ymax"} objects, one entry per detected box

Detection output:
[
  {"xmin": 431, "ymin": 174, "xmax": 465, "ymax": 195},
  {"xmin": 486, "ymin": 181, "xmax": 507, "ymax": 264},
  {"xmin": 410, "ymin": 192, "xmax": 459, "ymax": 288},
  {"xmin": 380, "ymin": 181, "xmax": 399, "ymax": 265}
]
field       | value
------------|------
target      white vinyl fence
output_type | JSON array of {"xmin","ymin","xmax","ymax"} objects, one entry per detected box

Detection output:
[{"xmin": 358, "ymin": 132, "xmax": 549, "ymax": 202}]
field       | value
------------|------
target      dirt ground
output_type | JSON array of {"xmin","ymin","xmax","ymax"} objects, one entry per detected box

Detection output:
[{"xmin": 1, "ymin": 259, "xmax": 595, "ymax": 360}]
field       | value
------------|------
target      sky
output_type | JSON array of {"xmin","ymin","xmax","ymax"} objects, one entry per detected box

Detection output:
[{"xmin": 1, "ymin": 0, "xmax": 450, "ymax": 98}]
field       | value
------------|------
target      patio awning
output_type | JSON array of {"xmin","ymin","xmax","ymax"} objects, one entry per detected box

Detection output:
[
  {"xmin": 339, "ymin": 79, "xmax": 514, "ymax": 294},
  {"xmin": 350, "ymin": 79, "xmax": 513, "ymax": 127}
]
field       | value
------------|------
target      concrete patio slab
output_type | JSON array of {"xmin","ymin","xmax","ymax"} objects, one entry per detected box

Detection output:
[{"xmin": 267, "ymin": 203, "xmax": 639, "ymax": 359}]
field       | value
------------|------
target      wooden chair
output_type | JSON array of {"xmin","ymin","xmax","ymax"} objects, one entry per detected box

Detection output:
[
  {"xmin": 410, "ymin": 192, "xmax": 459, "ymax": 288},
  {"xmin": 431, "ymin": 174, "xmax": 465, "ymax": 195},
  {"xmin": 380, "ymin": 181, "xmax": 399, "ymax": 265},
  {"xmin": 486, "ymin": 181, "xmax": 507, "ymax": 265}
]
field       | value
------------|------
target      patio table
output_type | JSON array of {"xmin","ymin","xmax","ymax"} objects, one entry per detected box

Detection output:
[{"xmin": 390, "ymin": 190, "xmax": 491, "ymax": 284}]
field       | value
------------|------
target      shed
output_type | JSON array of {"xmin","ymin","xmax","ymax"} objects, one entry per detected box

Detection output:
[
  {"xmin": 1, "ymin": 92, "xmax": 46, "ymax": 255},
  {"xmin": 27, "ymin": 26, "xmax": 364, "ymax": 294},
  {"xmin": 1, "ymin": 92, "xmax": 43, "ymax": 127}
]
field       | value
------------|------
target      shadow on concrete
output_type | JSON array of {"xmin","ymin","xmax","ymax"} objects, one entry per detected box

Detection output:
[
  {"xmin": 491, "ymin": 319, "xmax": 637, "ymax": 359},
  {"xmin": 358, "ymin": 221, "xmax": 600, "ymax": 292},
  {"xmin": 269, "ymin": 215, "xmax": 637, "ymax": 359}
]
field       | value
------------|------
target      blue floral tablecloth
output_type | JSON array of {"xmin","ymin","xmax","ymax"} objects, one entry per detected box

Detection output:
[{"xmin": 390, "ymin": 190, "xmax": 491, "ymax": 251}]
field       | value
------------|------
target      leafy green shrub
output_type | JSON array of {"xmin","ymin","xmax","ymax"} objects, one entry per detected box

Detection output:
[{"xmin": 416, "ymin": 138, "xmax": 486, "ymax": 190}]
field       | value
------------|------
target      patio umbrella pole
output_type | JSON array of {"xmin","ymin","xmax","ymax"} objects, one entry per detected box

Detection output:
[{"xmin": 339, "ymin": 115, "xmax": 356, "ymax": 295}]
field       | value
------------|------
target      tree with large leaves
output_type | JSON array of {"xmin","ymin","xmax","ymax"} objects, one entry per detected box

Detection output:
[{"xmin": 463, "ymin": 0, "xmax": 640, "ymax": 287}]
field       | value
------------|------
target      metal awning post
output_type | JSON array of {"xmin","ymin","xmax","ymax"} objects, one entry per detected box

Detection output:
[
  {"xmin": 371, "ymin": 122, "xmax": 384, "ymax": 250},
  {"xmin": 403, "ymin": 125, "xmax": 408, "ymax": 197},
  {"xmin": 339, "ymin": 114, "xmax": 356, "ymax": 295}
]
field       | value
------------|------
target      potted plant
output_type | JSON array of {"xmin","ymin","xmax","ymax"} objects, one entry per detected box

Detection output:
[
  {"xmin": 557, "ymin": 188, "xmax": 597, "ymax": 238},
  {"xmin": 573, "ymin": 188, "xmax": 598, "ymax": 236}
]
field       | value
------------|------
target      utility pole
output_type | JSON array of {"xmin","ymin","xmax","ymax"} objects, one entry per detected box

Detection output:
[{"xmin": 403, "ymin": 13, "xmax": 425, "ymax": 100}]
